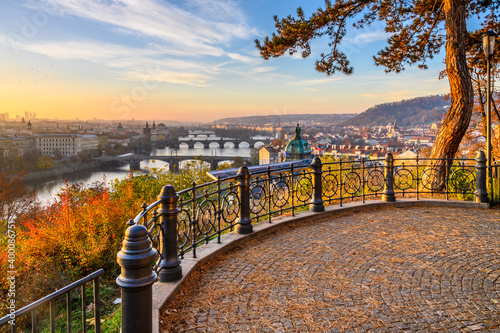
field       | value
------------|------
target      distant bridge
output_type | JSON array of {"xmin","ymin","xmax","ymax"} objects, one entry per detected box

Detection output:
[
  {"xmin": 166, "ymin": 136, "xmax": 271, "ymax": 149},
  {"xmin": 97, "ymin": 154, "xmax": 249, "ymax": 171}
]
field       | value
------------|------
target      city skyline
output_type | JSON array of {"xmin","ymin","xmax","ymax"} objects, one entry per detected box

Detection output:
[{"xmin": 0, "ymin": 0, "xmax": 479, "ymax": 122}]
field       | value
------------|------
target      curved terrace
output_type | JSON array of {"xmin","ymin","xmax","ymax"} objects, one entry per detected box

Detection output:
[{"xmin": 159, "ymin": 203, "xmax": 500, "ymax": 332}]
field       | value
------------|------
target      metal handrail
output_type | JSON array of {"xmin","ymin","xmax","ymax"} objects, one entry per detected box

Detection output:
[
  {"xmin": 0, "ymin": 269, "xmax": 104, "ymax": 333},
  {"xmin": 129, "ymin": 154, "xmax": 485, "ymax": 273}
]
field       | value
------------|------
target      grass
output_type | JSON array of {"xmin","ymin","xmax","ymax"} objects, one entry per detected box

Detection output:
[{"xmin": 11, "ymin": 273, "xmax": 121, "ymax": 333}]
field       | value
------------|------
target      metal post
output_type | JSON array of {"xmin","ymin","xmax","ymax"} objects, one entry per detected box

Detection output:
[
  {"xmin": 157, "ymin": 185, "xmax": 182, "ymax": 282},
  {"xmin": 382, "ymin": 153, "xmax": 396, "ymax": 202},
  {"xmin": 475, "ymin": 151, "xmax": 489, "ymax": 203},
  {"xmin": 487, "ymin": 53, "xmax": 493, "ymax": 201},
  {"xmin": 117, "ymin": 224, "xmax": 158, "ymax": 333},
  {"xmin": 235, "ymin": 166, "xmax": 253, "ymax": 234},
  {"xmin": 310, "ymin": 157, "xmax": 325, "ymax": 212}
]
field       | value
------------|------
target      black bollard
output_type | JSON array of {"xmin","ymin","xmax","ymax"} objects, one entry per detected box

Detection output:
[{"xmin": 117, "ymin": 224, "xmax": 158, "ymax": 333}]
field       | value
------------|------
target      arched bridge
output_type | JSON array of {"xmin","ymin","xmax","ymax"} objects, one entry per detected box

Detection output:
[
  {"xmin": 98, "ymin": 154, "xmax": 249, "ymax": 171},
  {"xmin": 166, "ymin": 137, "xmax": 271, "ymax": 149}
]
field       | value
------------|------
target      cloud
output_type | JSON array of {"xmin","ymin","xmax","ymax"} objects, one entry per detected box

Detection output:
[
  {"xmin": 120, "ymin": 69, "xmax": 210, "ymax": 86},
  {"xmin": 4, "ymin": 0, "xmax": 262, "ymax": 86},
  {"xmin": 35, "ymin": 0, "xmax": 254, "ymax": 56},
  {"xmin": 252, "ymin": 66, "xmax": 277, "ymax": 73},
  {"xmin": 0, "ymin": 36, "xmax": 216, "ymax": 85},
  {"xmin": 294, "ymin": 77, "xmax": 342, "ymax": 86},
  {"xmin": 344, "ymin": 30, "xmax": 388, "ymax": 45},
  {"xmin": 227, "ymin": 52, "xmax": 261, "ymax": 65}
]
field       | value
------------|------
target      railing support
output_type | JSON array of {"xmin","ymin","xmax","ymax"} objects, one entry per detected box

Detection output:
[
  {"xmin": 475, "ymin": 151, "xmax": 489, "ymax": 203},
  {"xmin": 382, "ymin": 153, "xmax": 396, "ymax": 202},
  {"xmin": 117, "ymin": 224, "xmax": 158, "ymax": 333},
  {"xmin": 158, "ymin": 185, "xmax": 183, "ymax": 282},
  {"xmin": 310, "ymin": 157, "xmax": 325, "ymax": 212},
  {"xmin": 235, "ymin": 166, "xmax": 253, "ymax": 234}
]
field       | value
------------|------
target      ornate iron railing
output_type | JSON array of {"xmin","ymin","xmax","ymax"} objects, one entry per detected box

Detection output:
[
  {"xmin": 0, "ymin": 269, "xmax": 104, "ymax": 333},
  {"xmin": 117, "ymin": 151, "xmax": 489, "ymax": 333},
  {"xmin": 128, "ymin": 152, "xmax": 486, "ymax": 275}
]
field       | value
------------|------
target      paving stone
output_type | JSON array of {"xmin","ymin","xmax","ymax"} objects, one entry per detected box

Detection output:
[{"xmin": 160, "ymin": 206, "xmax": 500, "ymax": 332}]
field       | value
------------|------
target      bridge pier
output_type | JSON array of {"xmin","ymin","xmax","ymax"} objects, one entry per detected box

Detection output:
[
  {"xmin": 130, "ymin": 159, "xmax": 141, "ymax": 171},
  {"xmin": 168, "ymin": 157, "xmax": 178, "ymax": 172}
]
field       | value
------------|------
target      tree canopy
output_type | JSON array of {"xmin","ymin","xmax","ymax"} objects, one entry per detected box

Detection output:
[
  {"xmin": 256, "ymin": 0, "xmax": 499, "ymax": 183},
  {"xmin": 256, "ymin": 0, "xmax": 497, "ymax": 76}
]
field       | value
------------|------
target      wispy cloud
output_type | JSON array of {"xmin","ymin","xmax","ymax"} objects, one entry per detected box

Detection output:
[
  {"xmin": 252, "ymin": 66, "xmax": 277, "ymax": 73},
  {"xmin": 294, "ymin": 77, "xmax": 342, "ymax": 86},
  {"xmin": 0, "ymin": 36, "xmax": 217, "ymax": 85},
  {"xmin": 344, "ymin": 30, "xmax": 388, "ymax": 45},
  {"xmin": 35, "ymin": 0, "xmax": 256, "ymax": 56},
  {"xmin": 228, "ymin": 52, "xmax": 261, "ymax": 65},
  {"xmin": 4, "ymin": 0, "xmax": 263, "ymax": 85}
]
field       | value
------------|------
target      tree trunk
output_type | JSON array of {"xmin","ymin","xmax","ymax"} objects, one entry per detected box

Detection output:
[{"xmin": 424, "ymin": 0, "xmax": 473, "ymax": 190}]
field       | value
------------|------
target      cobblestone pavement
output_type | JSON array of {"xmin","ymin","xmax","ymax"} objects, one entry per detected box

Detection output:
[{"xmin": 161, "ymin": 206, "xmax": 500, "ymax": 332}]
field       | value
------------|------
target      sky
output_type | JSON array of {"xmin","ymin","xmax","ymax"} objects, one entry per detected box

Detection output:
[{"xmin": 0, "ymin": 0, "xmax": 467, "ymax": 123}]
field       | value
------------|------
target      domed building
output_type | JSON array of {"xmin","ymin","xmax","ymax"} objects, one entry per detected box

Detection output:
[{"xmin": 283, "ymin": 124, "xmax": 311, "ymax": 161}]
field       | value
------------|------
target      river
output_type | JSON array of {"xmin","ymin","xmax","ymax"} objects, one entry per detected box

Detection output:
[{"xmin": 29, "ymin": 146, "xmax": 252, "ymax": 205}]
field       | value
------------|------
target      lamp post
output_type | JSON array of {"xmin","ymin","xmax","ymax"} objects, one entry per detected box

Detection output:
[{"xmin": 482, "ymin": 31, "xmax": 497, "ymax": 200}]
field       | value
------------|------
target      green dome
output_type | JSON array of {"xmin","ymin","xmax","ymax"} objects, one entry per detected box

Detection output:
[{"xmin": 284, "ymin": 124, "xmax": 311, "ymax": 160}]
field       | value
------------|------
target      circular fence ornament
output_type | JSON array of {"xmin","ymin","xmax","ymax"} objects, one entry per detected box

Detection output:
[
  {"xmin": 344, "ymin": 171, "xmax": 362, "ymax": 195},
  {"xmin": 250, "ymin": 180, "xmax": 267, "ymax": 215},
  {"xmin": 322, "ymin": 173, "xmax": 339, "ymax": 198},
  {"xmin": 221, "ymin": 188, "xmax": 240, "ymax": 224},
  {"xmin": 451, "ymin": 168, "xmax": 476, "ymax": 192},
  {"xmin": 421, "ymin": 168, "xmax": 444, "ymax": 191},
  {"xmin": 366, "ymin": 169, "xmax": 385, "ymax": 192},
  {"xmin": 295, "ymin": 174, "xmax": 313, "ymax": 203},
  {"xmin": 394, "ymin": 168, "xmax": 415, "ymax": 191},
  {"xmin": 272, "ymin": 176, "xmax": 290, "ymax": 209},
  {"xmin": 177, "ymin": 208, "xmax": 192, "ymax": 254},
  {"xmin": 197, "ymin": 199, "xmax": 217, "ymax": 237}
]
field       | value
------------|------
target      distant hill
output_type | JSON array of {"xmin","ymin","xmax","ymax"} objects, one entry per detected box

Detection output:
[
  {"xmin": 340, "ymin": 95, "xmax": 450, "ymax": 128},
  {"xmin": 214, "ymin": 113, "xmax": 356, "ymax": 126}
]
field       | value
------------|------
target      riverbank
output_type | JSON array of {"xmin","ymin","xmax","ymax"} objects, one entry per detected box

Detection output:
[{"xmin": 21, "ymin": 160, "xmax": 107, "ymax": 183}]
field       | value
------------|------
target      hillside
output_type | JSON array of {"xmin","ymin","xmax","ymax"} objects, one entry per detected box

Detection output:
[
  {"xmin": 214, "ymin": 113, "xmax": 356, "ymax": 126},
  {"xmin": 340, "ymin": 95, "xmax": 450, "ymax": 127}
]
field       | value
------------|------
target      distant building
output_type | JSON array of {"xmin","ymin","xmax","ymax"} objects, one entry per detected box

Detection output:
[
  {"xmin": 394, "ymin": 150, "xmax": 418, "ymax": 164},
  {"xmin": 0, "ymin": 137, "xmax": 34, "ymax": 158},
  {"xmin": 259, "ymin": 146, "xmax": 281, "ymax": 165},
  {"xmin": 36, "ymin": 134, "xmax": 99, "ymax": 156},
  {"xmin": 283, "ymin": 124, "xmax": 311, "ymax": 161},
  {"xmin": 143, "ymin": 122, "xmax": 152, "ymax": 143},
  {"xmin": 405, "ymin": 136, "xmax": 434, "ymax": 145}
]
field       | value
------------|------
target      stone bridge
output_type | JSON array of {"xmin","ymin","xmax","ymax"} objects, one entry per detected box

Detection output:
[
  {"xmin": 97, "ymin": 154, "xmax": 249, "ymax": 171},
  {"xmin": 167, "ymin": 137, "xmax": 271, "ymax": 149}
]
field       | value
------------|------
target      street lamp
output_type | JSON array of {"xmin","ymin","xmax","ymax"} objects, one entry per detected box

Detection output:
[{"xmin": 482, "ymin": 31, "xmax": 497, "ymax": 199}]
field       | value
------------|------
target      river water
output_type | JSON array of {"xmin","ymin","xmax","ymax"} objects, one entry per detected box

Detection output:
[{"xmin": 29, "ymin": 146, "xmax": 252, "ymax": 205}]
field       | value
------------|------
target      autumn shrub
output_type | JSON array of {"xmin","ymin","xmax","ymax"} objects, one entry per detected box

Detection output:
[
  {"xmin": 0, "ymin": 166, "xmax": 212, "ymax": 320},
  {"xmin": 0, "ymin": 182, "xmax": 139, "ymax": 312}
]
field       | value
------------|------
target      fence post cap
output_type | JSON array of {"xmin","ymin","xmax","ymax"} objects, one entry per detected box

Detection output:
[
  {"xmin": 237, "ymin": 165, "xmax": 249, "ymax": 174},
  {"xmin": 476, "ymin": 150, "xmax": 486, "ymax": 161},
  {"xmin": 117, "ymin": 224, "xmax": 157, "ymax": 270},
  {"xmin": 158, "ymin": 185, "xmax": 178, "ymax": 202},
  {"xmin": 311, "ymin": 156, "xmax": 322, "ymax": 167}
]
